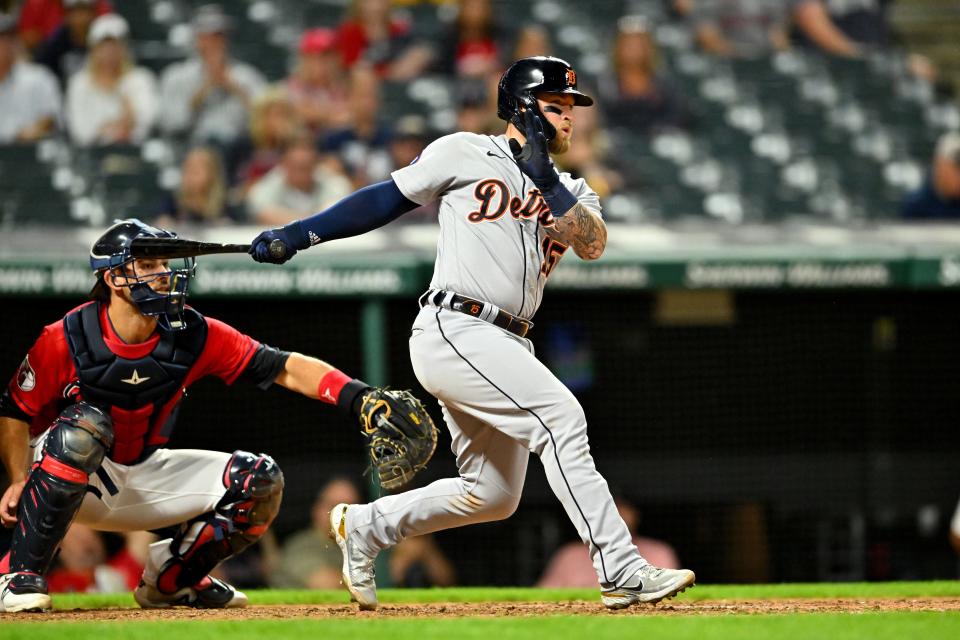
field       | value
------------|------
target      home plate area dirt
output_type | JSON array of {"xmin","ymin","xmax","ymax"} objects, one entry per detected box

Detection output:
[{"xmin": 22, "ymin": 597, "xmax": 960, "ymax": 621}]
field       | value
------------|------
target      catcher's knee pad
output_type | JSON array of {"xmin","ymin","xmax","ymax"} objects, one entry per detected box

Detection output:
[
  {"xmin": 10, "ymin": 403, "xmax": 113, "ymax": 574},
  {"xmin": 155, "ymin": 452, "xmax": 283, "ymax": 594},
  {"xmin": 219, "ymin": 450, "xmax": 284, "ymax": 534},
  {"xmin": 43, "ymin": 402, "xmax": 114, "ymax": 473}
]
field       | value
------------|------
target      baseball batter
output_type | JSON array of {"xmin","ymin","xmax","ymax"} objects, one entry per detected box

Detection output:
[
  {"xmin": 0, "ymin": 220, "xmax": 419, "ymax": 613},
  {"xmin": 250, "ymin": 56, "xmax": 695, "ymax": 610}
]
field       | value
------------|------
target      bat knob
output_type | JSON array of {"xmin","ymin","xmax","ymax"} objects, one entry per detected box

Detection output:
[{"xmin": 268, "ymin": 239, "xmax": 287, "ymax": 261}]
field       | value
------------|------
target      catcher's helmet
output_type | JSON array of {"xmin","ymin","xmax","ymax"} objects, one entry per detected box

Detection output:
[
  {"xmin": 497, "ymin": 56, "xmax": 594, "ymax": 141},
  {"xmin": 89, "ymin": 219, "xmax": 196, "ymax": 331}
]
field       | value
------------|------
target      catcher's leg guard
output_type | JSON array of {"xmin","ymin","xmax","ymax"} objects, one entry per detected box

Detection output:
[
  {"xmin": 9, "ymin": 403, "xmax": 113, "ymax": 575},
  {"xmin": 153, "ymin": 451, "xmax": 283, "ymax": 594}
]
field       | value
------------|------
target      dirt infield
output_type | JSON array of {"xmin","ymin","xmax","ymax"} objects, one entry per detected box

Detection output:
[{"xmin": 18, "ymin": 598, "xmax": 960, "ymax": 622}]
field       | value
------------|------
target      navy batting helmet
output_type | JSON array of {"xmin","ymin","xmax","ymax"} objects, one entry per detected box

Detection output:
[
  {"xmin": 497, "ymin": 56, "xmax": 594, "ymax": 141},
  {"xmin": 90, "ymin": 219, "xmax": 196, "ymax": 331}
]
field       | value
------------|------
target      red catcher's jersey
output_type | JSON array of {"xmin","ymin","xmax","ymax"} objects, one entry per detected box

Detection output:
[{"xmin": 7, "ymin": 303, "xmax": 259, "ymax": 462}]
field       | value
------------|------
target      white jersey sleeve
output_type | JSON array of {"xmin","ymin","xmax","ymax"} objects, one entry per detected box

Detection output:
[
  {"xmin": 559, "ymin": 172, "xmax": 603, "ymax": 218},
  {"xmin": 391, "ymin": 132, "xmax": 474, "ymax": 206}
]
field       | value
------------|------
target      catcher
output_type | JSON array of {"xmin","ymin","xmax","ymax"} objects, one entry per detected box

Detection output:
[{"xmin": 0, "ymin": 219, "xmax": 435, "ymax": 613}]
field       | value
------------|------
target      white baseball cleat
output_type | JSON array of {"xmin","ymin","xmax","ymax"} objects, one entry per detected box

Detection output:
[
  {"xmin": 330, "ymin": 502, "xmax": 379, "ymax": 611},
  {"xmin": 134, "ymin": 575, "xmax": 248, "ymax": 609},
  {"xmin": 0, "ymin": 572, "xmax": 52, "ymax": 613},
  {"xmin": 601, "ymin": 565, "xmax": 696, "ymax": 609}
]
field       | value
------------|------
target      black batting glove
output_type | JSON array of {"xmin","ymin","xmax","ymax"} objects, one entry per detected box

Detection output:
[
  {"xmin": 249, "ymin": 222, "xmax": 308, "ymax": 264},
  {"xmin": 508, "ymin": 107, "xmax": 578, "ymax": 217},
  {"xmin": 508, "ymin": 108, "xmax": 560, "ymax": 191}
]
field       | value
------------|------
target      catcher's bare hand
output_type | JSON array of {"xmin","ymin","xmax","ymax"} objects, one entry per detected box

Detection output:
[
  {"xmin": 0, "ymin": 480, "xmax": 25, "ymax": 527},
  {"xmin": 359, "ymin": 388, "xmax": 438, "ymax": 491}
]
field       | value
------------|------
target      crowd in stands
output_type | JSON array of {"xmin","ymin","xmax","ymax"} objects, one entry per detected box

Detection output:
[{"xmin": 0, "ymin": 0, "xmax": 957, "ymax": 226}]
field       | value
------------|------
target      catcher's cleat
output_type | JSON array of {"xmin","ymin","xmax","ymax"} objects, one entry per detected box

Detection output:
[
  {"xmin": 600, "ymin": 565, "xmax": 696, "ymax": 610},
  {"xmin": 0, "ymin": 572, "xmax": 52, "ymax": 613},
  {"xmin": 134, "ymin": 576, "xmax": 248, "ymax": 609},
  {"xmin": 330, "ymin": 503, "xmax": 379, "ymax": 611}
]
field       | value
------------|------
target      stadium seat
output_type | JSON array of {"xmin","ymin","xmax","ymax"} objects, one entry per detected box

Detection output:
[
  {"xmin": 300, "ymin": 1, "xmax": 344, "ymax": 29},
  {"xmin": 0, "ymin": 146, "xmax": 75, "ymax": 225},
  {"xmin": 115, "ymin": 0, "xmax": 169, "ymax": 41},
  {"xmin": 0, "ymin": 145, "xmax": 47, "ymax": 188},
  {"xmin": 97, "ymin": 170, "xmax": 165, "ymax": 220}
]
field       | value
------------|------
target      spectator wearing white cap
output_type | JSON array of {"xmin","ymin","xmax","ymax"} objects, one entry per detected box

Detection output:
[
  {"xmin": 65, "ymin": 13, "xmax": 159, "ymax": 146},
  {"xmin": 0, "ymin": 11, "xmax": 62, "ymax": 143},
  {"xmin": 33, "ymin": 0, "xmax": 98, "ymax": 86},
  {"xmin": 159, "ymin": 4, "xmax": 266, "ymax": 145}
]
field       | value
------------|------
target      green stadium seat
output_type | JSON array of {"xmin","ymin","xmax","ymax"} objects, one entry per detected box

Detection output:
[
  {"xmin": 381, "ymin": 80, "xmax": 425, "ymax": 119},
  {"xmin": 300, "ymin": 1, "xmax": 345, "ymax": 29},
  {"xmin": 0, "ymin": 145, "xmax": 47, "ymax": 187},
  {"xmin": 233, "ymin": 40, "xmax": 291, "ymax": 81},
  {"xmin": 0, "ymin": 146, "xmax": 76, "ymax": 226},
  {"xmin": 405, "ymin": 4, "xmax": 445, "ymax": 41},
  {"xmin": 116, "ymin": 0, "xmax": 169, "ymax": 41},
  {"xmin": 19, "ymin": 189, "xmax": 77, "ymax": 226},
  {"xmin": 98, "ymin": 169, "xmax": 165, "ymax": 220}
]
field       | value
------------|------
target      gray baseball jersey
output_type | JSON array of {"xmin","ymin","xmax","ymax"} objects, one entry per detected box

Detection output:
[
  {"xmin": 341, "ymin": 130, "xmax": 653, "ymax": 594},
  {"xmin": 392, "ymin": 132, "xmax": 602, "ymax": 319}
]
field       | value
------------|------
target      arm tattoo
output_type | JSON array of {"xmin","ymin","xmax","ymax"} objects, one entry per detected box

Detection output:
[{"xmin": 544, "ymin": 202, "xmax": 607, "ymax": 260}]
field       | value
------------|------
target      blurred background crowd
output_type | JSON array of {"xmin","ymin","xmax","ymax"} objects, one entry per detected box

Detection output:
[{"xmin": 0, "ymin": 0, "xmax": 958, "ymax": 229}]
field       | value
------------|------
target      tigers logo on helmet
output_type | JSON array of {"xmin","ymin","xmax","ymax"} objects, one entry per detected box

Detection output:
[
  {"xmin": 566, "ymin": 69, "xmax": 576, "ymax": 86},
  {"xmin": 17, "ymin": 356, "xmax": 36, "ymax": 392}
]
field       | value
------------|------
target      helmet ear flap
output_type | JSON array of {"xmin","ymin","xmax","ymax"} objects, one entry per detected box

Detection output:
[{"xmin": 508, "ymin": 94, "xmax": 527, "ymax": 134}]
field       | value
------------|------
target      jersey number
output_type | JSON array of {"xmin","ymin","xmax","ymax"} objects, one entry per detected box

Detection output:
[{"xmin": 540, "ymin": 238, "xmax": 567, "ymax": 277}]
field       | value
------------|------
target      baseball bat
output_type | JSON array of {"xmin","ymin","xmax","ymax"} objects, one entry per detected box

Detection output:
[{"xmin": 129, "ymin": 238, "xmax": 290, "ymax": 260}]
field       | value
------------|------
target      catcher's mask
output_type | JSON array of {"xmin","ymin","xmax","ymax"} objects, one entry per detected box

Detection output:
[
  {"xmin": 497, "ymin": 55, "xmax": 594, "ymax": 142},
  {"xmin": 89, "ymin": 219, "xmax": 196, "ymax": 331}
]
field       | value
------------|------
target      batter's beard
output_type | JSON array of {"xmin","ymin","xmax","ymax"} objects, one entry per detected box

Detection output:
[{"xmin": 549, "ymin": 135, "xmax": 571, "ymax": 155}]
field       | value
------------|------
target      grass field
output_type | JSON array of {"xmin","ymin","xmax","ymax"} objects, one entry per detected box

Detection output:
[{"xmin": 2, "ymin": 582, "xmax": 959, "ymax": 640}]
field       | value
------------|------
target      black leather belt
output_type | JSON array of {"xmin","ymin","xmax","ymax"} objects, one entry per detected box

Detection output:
[{"xmin": 419, "ymin": 289, "xmax": 533, "ymax": 338}]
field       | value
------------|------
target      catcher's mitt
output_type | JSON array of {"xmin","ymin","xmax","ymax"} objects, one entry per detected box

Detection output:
[{"xmin": 359, "ymin": 388, "xmax": 438, "ymax": 491}]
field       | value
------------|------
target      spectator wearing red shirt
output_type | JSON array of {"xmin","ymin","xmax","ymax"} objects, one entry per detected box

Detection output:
[
  {"xmin": 33, "ymin": 0, "xmax": 101, "ymax": 86},
  {"xmin": 286, "ymin": 28, "xmax": 351, "ymax": 135},
  {"xmin": 336, "ymin": 0, "xmax": 432, "ymax": 80},
  {"xmin": 17, "ymin": 0, "xmax": 111, "ymax": 52}
]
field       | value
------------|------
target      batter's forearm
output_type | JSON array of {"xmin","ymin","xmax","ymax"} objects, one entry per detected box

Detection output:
[
  {"xmin": 545, "ymin": 203, "xmax": 607, "ymax": 260},
  {"xmin": 0, "ymin": 417, "xmax": 30, "ymax": 483}
]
